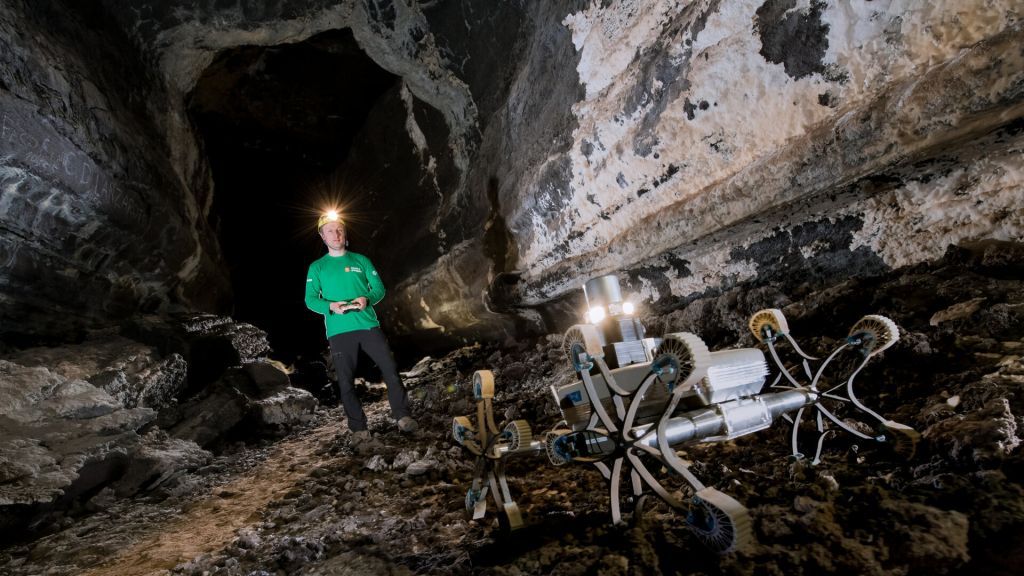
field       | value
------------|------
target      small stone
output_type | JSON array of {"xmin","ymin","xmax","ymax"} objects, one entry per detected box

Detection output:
[
  {"xmin": 392, "ymin": 450, "xmax": 419, "ymax": 470},
  {"xmin": 974, "ymin": 352, "xmax": 1003, "ymax": 364},
  {"xmin": 236, "ymin": 528, "xmax": 261, "ymax": 549},
  {"xmin": 958, "ymin": 335, "xmax": 998, "ymax": 351},
  {"xmin": 364, "ymin": 454, "xmax": 389, "ymax": 472},
  {"xmin": 817, "ymin": 472, "xmax": 840, "ymax": 492},
  {"xmin": 599, "ymin": 554, "xmax": 629, "ymax": 574},
  {"xmin": 794, "ymin": 495, "xmax": 823, "ymax": 514},
  {"xmin": 405, "ymin": 460, "xmax": 436, "ymax": 476},
  {"xmin": 929, "ymin": 298, "xmax": 987, "ymax": 326},
  {"xmin": 502, "ymin": 362, "xmax": 528, "ymax": 380}
]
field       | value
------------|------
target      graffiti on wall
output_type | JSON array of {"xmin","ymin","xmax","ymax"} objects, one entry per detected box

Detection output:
[{"xmin": 0, "ymin": 97, "xmax": 147, "ymax": 225}]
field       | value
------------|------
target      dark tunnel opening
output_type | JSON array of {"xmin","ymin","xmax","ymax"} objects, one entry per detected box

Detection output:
[{"xmin": 188, "ymin": 28, "xmax": 400, "ymax": 366}]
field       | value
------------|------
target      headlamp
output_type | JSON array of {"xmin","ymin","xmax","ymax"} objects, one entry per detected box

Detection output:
[{"xmin": 317, "ymin": 210, "xmax": 343, "ymax": 231}]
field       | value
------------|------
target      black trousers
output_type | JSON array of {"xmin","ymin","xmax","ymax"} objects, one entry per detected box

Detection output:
[{"xmin": 328, "ymin": 327, "xmax": 411, "ymax": 431}]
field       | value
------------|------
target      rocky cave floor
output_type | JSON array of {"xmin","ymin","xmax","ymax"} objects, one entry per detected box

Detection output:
[{"xmin": 2, "ymin": 242, "xmax": 1024, "ymax": 576}]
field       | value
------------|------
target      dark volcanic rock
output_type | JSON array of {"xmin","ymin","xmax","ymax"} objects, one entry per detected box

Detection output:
[
  {"xmin": 160, "ymin": 361, "xmax": 316, "ymax": 449},
  {"xmin": 0, "ymin": 359, "xmax": 154, "ymax": 542},
  {"xmin": 0, "ymin": 360, "xmax": 153, "ymax": 507},
  {"xmin": 5, "ymin": 334, "xmax": 187, "ymax": 409},
  {"xmin": 0, "ymin": 317, "xmax": 292, "ymax": 544},
  {"xmin": 125, "ymin": 314, "xmax": 272, "ymax": 395},
  {"xmin": 756, "ymin": 0, "xmax": 831, "ymax": 80},
  {"xmin": 180, "ymin": 316, "xmax": 272, "ymax": 363},
  {"xmin": 0, "ymin": 0, "xmax": 230, "ymax": 345},
  {"xmin": 111, "ymin": 430, "xmax": 212, "ymax": 497},
  {"xmin": 2, "ymin": 244, "xmax": 1024, "ymax": 575}
]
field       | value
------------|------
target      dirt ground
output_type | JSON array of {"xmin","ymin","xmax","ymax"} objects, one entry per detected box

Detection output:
[{"xmin": 2, "ymin": 243, "xmax": 1023, "ymax": 576}]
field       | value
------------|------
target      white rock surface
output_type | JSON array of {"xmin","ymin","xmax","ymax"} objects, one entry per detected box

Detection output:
[{"xmin": 0, "ymin": 360, "xmax": 154, "ymax": 505}]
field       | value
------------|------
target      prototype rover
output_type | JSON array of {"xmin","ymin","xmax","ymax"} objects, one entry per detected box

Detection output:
[{"xmin": 453, "ymin": 275, "xmax": 918, "ymax": 552}]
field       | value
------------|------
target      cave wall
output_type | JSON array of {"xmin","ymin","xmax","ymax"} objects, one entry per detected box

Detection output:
[
  {"xmin": 381, "ymin": 0, "xmax": 1024, "ymax": 339},
  {"xmin": 0, "ymin": 0, "xmax": 229, "ymax": 343},
  {"xmin": 358, "ymin": 0, "xmax": 590, "ymax": 344},
  {"xmin": 0, "ymin": 0, "xmax": 483, "ymax": 344},
  {"xmin": 510, "ymin": 0, "xmax": 1024, "ymax": 314},
  {"xmin": 83, "ymin": 0, "xmax": 535, "ymax": 345},
  {"xmin": 3, "ymin": 0, "xmax": 1021, "ymax": 347}
]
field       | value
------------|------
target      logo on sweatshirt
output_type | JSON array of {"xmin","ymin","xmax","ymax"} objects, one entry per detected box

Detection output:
[{"xmin": 345, "ymin": 266, "xmax": 363, "ymax": 273}]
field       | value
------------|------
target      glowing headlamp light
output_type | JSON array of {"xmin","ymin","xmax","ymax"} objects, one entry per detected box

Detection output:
[
  {"xmin": 587, "ymin": 306, "xmax": 606, "ymax": 324},
  {"xmin": 317, "ymin": 210, "xmax": 343, "ymax": 230}
]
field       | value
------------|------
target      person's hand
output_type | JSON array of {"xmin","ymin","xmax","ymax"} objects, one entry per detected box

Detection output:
[
  {"xmin": 353, "ymin": 296, "xmax": 368, "ymax": 310},
  {"xmin": 330, "ymin": 301, "xmax": 348, "ymax": 314}
]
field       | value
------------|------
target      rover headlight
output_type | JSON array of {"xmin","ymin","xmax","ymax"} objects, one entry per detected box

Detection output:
[
  {"xmin": 622, "ymin": 301, "xmax": 635, "ymax": 315},
  {"xmin": 587, "ymin": 306, "xmax": 606, "ymax": 324}
]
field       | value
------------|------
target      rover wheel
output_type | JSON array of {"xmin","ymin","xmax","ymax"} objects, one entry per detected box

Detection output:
[
  {"xmin": 504, "ymin": 420, "xmax": 533, "ymax": 452},
  {"xmin": 562, "ymin": 324, "xmax": 604, "ymax": 372},
  {"xmin": 749, "ymin": 308, "xmax": 790, "ymax": 342},
  {"xmin": 652, "ymin": 332, "xmax": 711, "ymax": 391},
  {"xmin": 848, "ymin": 315, "xmax": 900, "ymax": 357},
  {"xmin": 686, "ymin": 487, "xmax": 752, "ymax": 553}
]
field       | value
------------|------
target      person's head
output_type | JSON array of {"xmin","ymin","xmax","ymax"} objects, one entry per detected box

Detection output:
[{"xmin": 318, "ymin": 213, "xmax": 346, "ymax": 252}]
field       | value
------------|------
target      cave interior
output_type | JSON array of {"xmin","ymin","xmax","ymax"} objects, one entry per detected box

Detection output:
[{"xmin": 1, "ymin": 0, "xmax": 1023, "ymax": 575}]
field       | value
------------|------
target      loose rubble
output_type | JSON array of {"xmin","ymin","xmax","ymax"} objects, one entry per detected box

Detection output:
[{"xmin": 1, "ymin": 245, "xmax": 1023, "ymax": 575}]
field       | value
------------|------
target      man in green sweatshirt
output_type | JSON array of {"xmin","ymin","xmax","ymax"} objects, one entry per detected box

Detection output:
[{"xmin": 305, "ymin": 211, "xmax": 417, "ymax": 437}]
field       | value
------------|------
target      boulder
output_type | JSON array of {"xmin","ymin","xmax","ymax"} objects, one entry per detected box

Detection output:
[
  {"xmin": 124, "ymin": 314, "xmax": 272, "ymax": 395},
  {"xmin": 160, "ymin": 361, "xmax": 316, "ymax": 448},
  {"xmin": 0, "ymin": 360, "xmax": 153, "ymax": 510},
  {"xmin": 924, "ymin": 398, "xmax": 1020, "ymax": 467},
  {"xmin": 287, "ymin": 357, "xmax": 336, "ymax": 405},
  {"xmin": 181, "ymin": 315, "xmax": 272, "ymax": 363},
  {"xmin": 160, "ymin": 376, "xmax": 250, "ymax": 448},
  {"xmin": 111, "ymin": 430, "xmax": 212, "ymax": 497},
  {"xmin": 5, "ymin": 335, "xmax": 187, "ymax": 409}
]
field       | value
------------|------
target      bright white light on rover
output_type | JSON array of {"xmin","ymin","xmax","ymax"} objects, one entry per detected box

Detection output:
[
  {"xmin": 622, "ymin": 301, "xmax": 635, "ymax": 315},
  {"xmin": 587, "ymin": 306, "xmax": 606, "ymax": 323}
]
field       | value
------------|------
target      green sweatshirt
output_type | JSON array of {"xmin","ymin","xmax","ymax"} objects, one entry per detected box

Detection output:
[{"xmin": 305, "ymin": 251, "xmax": 385, "ymax": 337}]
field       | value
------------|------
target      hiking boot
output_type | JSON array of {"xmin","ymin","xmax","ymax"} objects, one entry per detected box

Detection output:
[
  {"xmin": 397, "ymin": 416, "xmax": 418, "ymax": 433},
  {"xmin": 350, "ymin": 430, "xmax": 372, "ymax": 443}
]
